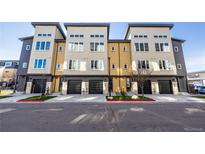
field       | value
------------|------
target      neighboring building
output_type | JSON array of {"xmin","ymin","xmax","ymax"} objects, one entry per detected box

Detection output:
[
  {"xmin": 16, "ymin": 36, "xmax": 33, "ymax": 91},
  {"xmin": 188, "ymin": 70, "xmax": 205, "ymax": 86},
  {"xmin": 17, "ymin": 22, "xmax": 188, "ymax": 95},
  {"xmin": 0, "ymin": 60, "xmax": 19, "ymax": 88}
]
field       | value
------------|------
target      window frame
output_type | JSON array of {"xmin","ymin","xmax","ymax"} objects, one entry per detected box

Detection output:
[{"xmin": 25, "ymin": 45, "xmax": 31, "ymax": 51}]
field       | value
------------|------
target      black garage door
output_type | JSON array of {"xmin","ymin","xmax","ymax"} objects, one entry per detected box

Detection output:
[
  {"xmin": 158, "ymin": 80, "xmax": 173, "ymax": 94},
  {"xmin": 67, "ymin": 80, "xmax": 82, "ymax": 94},
  {"xmin": 32, "ymin": 79, "xmax": 46, "ymax": 93},
  {"xmin": 138, "ymin": 80, "xmax": 152, "ymax": 94},
  {"xmin": 89, "ymin": 80, "xmax": 103, "ymax": 94}
]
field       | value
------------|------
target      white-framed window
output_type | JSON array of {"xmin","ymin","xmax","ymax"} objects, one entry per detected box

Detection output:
[
  {"xmin": 33, "ymin": 59, "xmax": 46, "ymax": 69},
  {"xmin": 22, "ymin": 62, "xmax": 28, "ymax": 68},
  {"xmin": 68, "ymin": 60, "xmax": 80, "ymax": 70},
  {"xmin": 154, "ymin": 35, "xmax": 168, "ymax": 38},
  {"xmin": 90, "ymin": 42, "xmax": 104, "ymax": 52},
  {"xmin": 69, "ymin": 34, "xmax": 84, "ymax": 38},
  {"xmin": 68, "ymin": 42, "xmax": 84, "ymax": 52},
  {"xmin": 112, "ymin": 64, "xmax": 116, "ymax": 69},
  {"xmin": 177, "ymin": 64, "xmax": 182, "ymax": 69},
  {"xmin": 155, "ymin": 43, "xmax": 170, "ymax": 52},
  {"xmin": 138, "ymin": 60, "xmax": 149, "ymax": 69},
  {"xmin": 159, "ymin": 60, "xmax": 171, "ymax": 70},
  {"xmin": 35, "ymin": 41, "xmax": 51, "ymax": 51},
  {"xmin": 124, "ymin": 64, "xmax": 128, "ymax": 69},
  {"xmin": 174, "ymin": 46, "xmax": 179, "ymax": 52},
  {"xmin": 5, "ymin": 62, "xmax": 12, "ymax": 67},
  {"xmin": 91, "ymin": 60, "xmax": 104, "ymax": 70},
  {"xmin": 135, "ymin": 43, "xmax": 149, "ymax": 52},
  {"xmin": 90, "ymin": 34, "xmax": 104, "ymax": 38},
  {"xmin": 134, "ymin": 35, "xmax": 148, "ymax": 38},
  {"xmin": 26, "ymin": 45, "xmax": 31, "ymax": 50}
]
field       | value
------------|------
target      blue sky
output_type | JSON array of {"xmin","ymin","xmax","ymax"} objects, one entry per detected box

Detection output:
[{"xmin": 0, "ymin": 22, "xmax": 205, "ymax": 73}]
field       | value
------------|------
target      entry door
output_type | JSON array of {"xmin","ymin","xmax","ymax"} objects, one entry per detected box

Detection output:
[
  {"xmin": 67, "ymin": 80, "xmax": 82, "ymax": 94},
  {"xmin": 138, "ymin": 80, "xmax": 152, "ymax": 94},
  {"xmin": 158, "ymin": 80, "xmax": 173, "ymax": 94},
  {"xmin": 32, "ymin": 79, "xmax": 46, "ymax": 93},
  {"xmin": 89, "ymin": 80, "xmax": 103, "ymax": 94}
]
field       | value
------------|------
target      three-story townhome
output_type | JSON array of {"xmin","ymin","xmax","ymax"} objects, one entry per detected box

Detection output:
[
  {"xmin": 26, "ymin": 22, "xmax": 66, "ymax": 94},
  {"xmin": 125, "ymin": 24, "xmax": 179, "ymax": 94},
  {"xmin": 62, "ymin": 23, "xmax": 110, "ymax": 95}
]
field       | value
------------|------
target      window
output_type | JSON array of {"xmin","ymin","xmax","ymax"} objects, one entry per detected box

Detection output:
[
  {"xmin": 177, "ymin": 64, "xmax": 182, "ymax": 69},
  {"xmin": 57, "ymin": 64, "xmax": 61, "ymax": 70},
  {"xmin": 38, "ymin": 34, "xmax": 42, "ymax": 37},
  {"xmin": 80, "ymin": 35, "xmax": 84, "ymax": 38},
  {"xmin": 90, "ymin": 42, "xmax": 104, "ymax": 52},
  {"xmin": 154, "ymin": 35, "xmax": 168, "ymax": 38},
  {"xmin": 138, "ymin": 60, "xmax": 149, "ymax": 69},
  {"xmin": 155, "ymin": 43, "xmax": 169, "ymax": 52},
  {"xmin": 58, "ymin": 46, "xmax": 63, "ymax": 52},
  {"xmin": 40, "ymin": 42, "xmax": 45, "ymax": 50},
  {"xmin": 134, "ymin": 35, "xmax": 148, "ymax": 38},
  {"xmin": 91, "ymin": 60, "xmax": 104, "ymax": 70},
  {"xmin": 26, "ymin": 45, "xmax": 30, "ymax": 50},
  {"xmin": 90, "ymin": 34, "xmax": 104, "ymax": 38},
  {"xmin": 135, "ymin": 43, "xmax": 149, "ymax": 52},
  {"xmin": 75, "ymin": 35, "xmax": 79, "ymax": 37},
  {"xmin": 5, "ymin": 62, "xmax": 12, "ymax": 67},
  {"xmin": 34, "ymin": 59, "xmax": 46, "ymax": 69},
  {"xmin": 70, "ymin": 35, "xmax": 74, "ymax": 37},
  {"xmin": 111, "ymin": 46, "xmax": 116, "ymax": 51},
  {"xmin": 43, "ymin": 34, "xmax": 46, "ymax": 36},
  {"xmin": 36, "ymin": 42, "xmax": 41, "ymax": 50},
  {"xmin": 174, "ymin": 46, "xmax": 179, "ymax": 52},
  {"xmin": 154, "ymin": 35, "xmax": 158, "ymax": 38},
  {"xmin": 112, "ymin": 64, "xmax": 116, "ymax": 69},
  {"xmin": 22, "ymin": 62, "xmax": 27, "ymax": 68},
  {"xmin": 68, "ymin": 42, "xmax": 84, "ymax": 52},
  {"xmin": 159, "ymin": 60, "xmax": 171, "ymax": 70},
  {"xmin": 47, "ymin": 34, "xmax": 52, "ymax": 37},
  {"xmin": 124, "ymin": 64, "xmax": 128, "ymax": 69},
  {"xmin": 123, "ymin": 46, "xmax": 128, "ymax": 51},
  {"xmin": 46, "ymin": 42, "xmax": 50, "ymax": 50},
  {"xmin": 69, "ymin": 60, "xmax": 80, "ymax": 70}
]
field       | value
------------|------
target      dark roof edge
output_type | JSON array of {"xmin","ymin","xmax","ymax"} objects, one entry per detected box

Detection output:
[
  {"xmin": 19, "ymin": 36, "xmax": 34, "ymax": 41},
  {"xmin": 171, "ymin": 37, "xmax": 186, "ymax": 43},
  {"xmin": 64, "ymin": 23, "xmax": 110, "ymax": 27},
  {"xmin": 31, "ymin": 22, "xmax": 66, "ymax": 39},
  {"xmin": 124, "ymin": 23, "xmax": 174, "ymax": 39}
]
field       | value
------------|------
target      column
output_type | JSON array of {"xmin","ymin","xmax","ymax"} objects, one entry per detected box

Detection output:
[
  {"xmin": 131, "ymin": 82, "xmax": 138, "ymax": 93},
  {"xmin": 151, "ymin": 81, "xmax": 159, "ymax": 94},
  {"xmin": 172, "ymin": 81, "xmax": 179, "ymax": 94},
  {"xmin": 26, "ymin": 81, "xmax": 32, "ymax": 94},
  {"xmin": 62, "ymin": 81, "xmax": 67, "ymax": 95},
  {"xmin": 46, "ymin": 82, "xmax": 52, "ymax": 94},
  {"xmin": 103, "ymin": 81, "xmax": 108, "ymax": 95},
  {"xmin": 82, "ymin": 81, "xmax": 89, "ymax": 95}
]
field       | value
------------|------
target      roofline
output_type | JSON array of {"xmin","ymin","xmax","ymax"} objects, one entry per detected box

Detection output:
[
  {"xmin": 124, "ymin": 23, "xmax": 174, "ymax": 39},
  {"xmin": 64, "ymin": 23, "xmax": 110, "ymax": 39},
  {"xmin": 108, "ymin": 39, "xmax": 131, "ymax": 43},
  {"xmin": 19, "ymin": 36, "xmax": 33, "ymax": 41},
  {"xmin": 171, "ymin": 37, "xmax": 186, "ymax": 43},
  {"xmin": 188, "ymin": 70, "xmax": 205, "ymax": 74},
  {"xmin": 31, "ymin": 22, "xmax": 66, "ymax": 39}
]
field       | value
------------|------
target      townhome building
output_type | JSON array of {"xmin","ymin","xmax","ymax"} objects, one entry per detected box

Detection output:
[
  {"xmin": 17, "ymin": 22, "xmax": 187, "ymax": 95},
  {"xmin": 25, "ymin": 22, "xmax": 66, "ymax": 94}
]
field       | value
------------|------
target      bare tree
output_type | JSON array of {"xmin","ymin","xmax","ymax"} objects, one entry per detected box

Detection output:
[{"xmin": 132, "ymin": 68, "xmax": 153, "ymax": 98}]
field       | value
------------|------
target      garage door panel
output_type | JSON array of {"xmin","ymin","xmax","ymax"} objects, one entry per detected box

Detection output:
[
  {"xmin": 158, "ymin": 80, "xmax": 173, "ymax": 94},
  {"xmin": 67, "ymin": 80, "xmax": 82, "ymax": 94},
  {"xmin": 89, "ymin": 80, "xmax": 103, "ymax": 94},
  {"xmin": 138, "ymin": 80, "xmax": 152, "ymax": 94}
]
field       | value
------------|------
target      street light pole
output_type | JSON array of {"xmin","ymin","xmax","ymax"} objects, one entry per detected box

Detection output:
[{"xmin": 108, "ymin": 57, "xmax": 111, "ymax": 97}]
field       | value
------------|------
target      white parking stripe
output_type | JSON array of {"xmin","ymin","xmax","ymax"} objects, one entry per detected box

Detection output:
[
  {"xmin": 70, "ymin": 114, "xmax": 87, "ymax": 124},
  {"xmin": 0, "ymin": 108, "xmax": 16, "ymax": 114}
]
